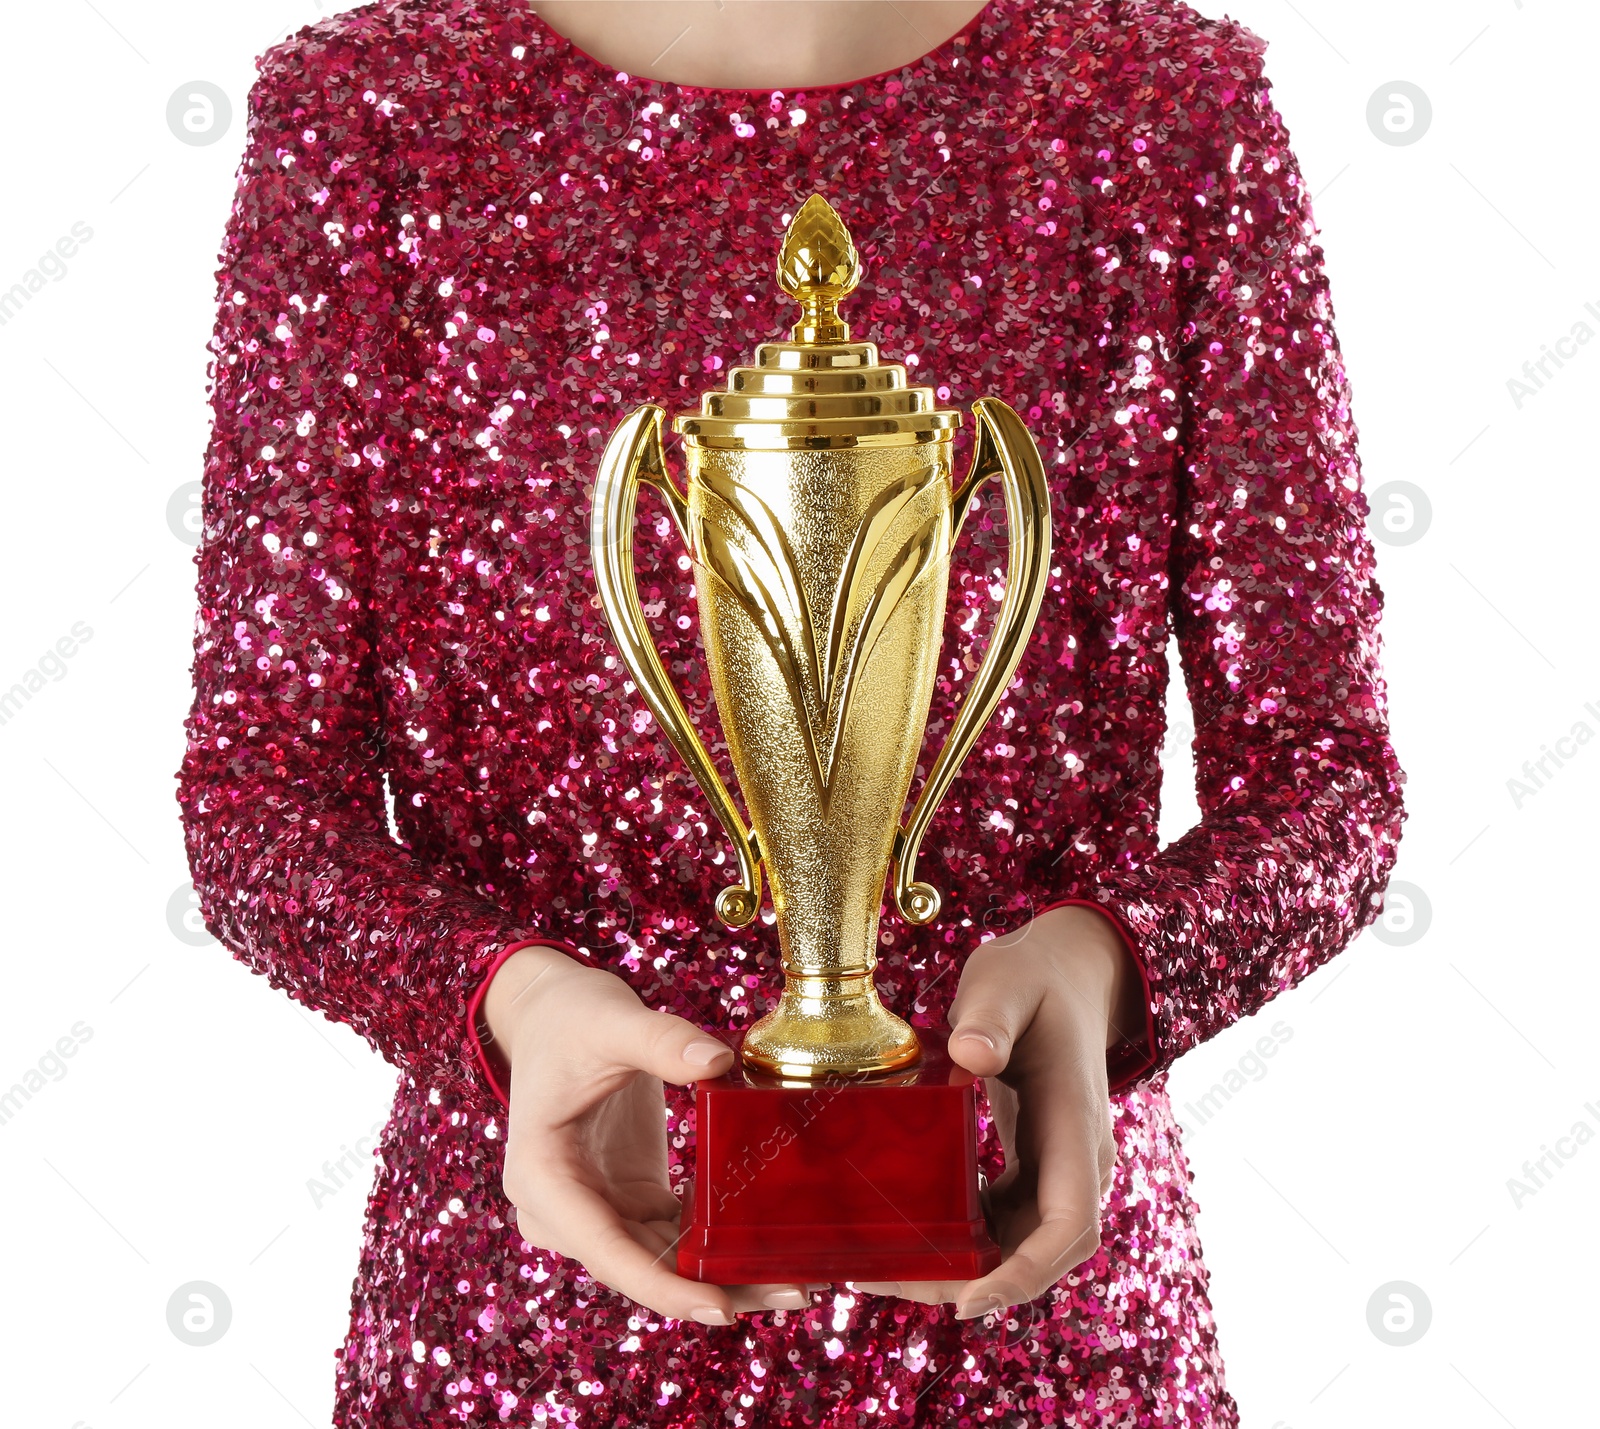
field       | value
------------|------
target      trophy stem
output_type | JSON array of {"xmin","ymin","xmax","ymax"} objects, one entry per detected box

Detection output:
[{"xmin": 741, "ymin": 967, "xmax": 921, "ymax": 1078}]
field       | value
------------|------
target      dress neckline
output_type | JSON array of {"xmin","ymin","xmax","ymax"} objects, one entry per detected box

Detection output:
[{"xmin": 510, "ymin": 0, "xmax": 1000, "ymax": 96}]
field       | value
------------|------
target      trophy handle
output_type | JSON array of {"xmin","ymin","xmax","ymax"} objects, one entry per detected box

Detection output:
[
  {"xmin": 591, "ymin": 405, "xmax": 764, "ymax": 928},
  {"xmin": 891, "ymin": 398, "xmax": 1053, "ymax": 925}
]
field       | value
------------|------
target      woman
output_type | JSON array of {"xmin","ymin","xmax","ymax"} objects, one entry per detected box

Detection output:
[{"xmin": 177, "ymin": 0, "xmax": 1405, "ymax": 1421}]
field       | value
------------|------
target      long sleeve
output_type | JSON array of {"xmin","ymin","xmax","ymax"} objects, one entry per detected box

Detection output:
[
  {"xmin": 1087, "ymin": 47, "xmax": 1406, "ymax": 1078},
  {"xmin": 174, "ymin": 48, "xmax": 565, "ymax": 1108}
]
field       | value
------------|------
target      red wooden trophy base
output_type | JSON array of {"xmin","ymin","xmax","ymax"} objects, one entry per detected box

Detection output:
[{"xmin": 678, "ymin": 1036, "xmax": 1000, "ymax": 1284}]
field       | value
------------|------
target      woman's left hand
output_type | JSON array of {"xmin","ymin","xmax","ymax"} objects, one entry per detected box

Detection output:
[{"xmin": 856, "ymin": 903, "xmax": 1143, "ymax": 1319}]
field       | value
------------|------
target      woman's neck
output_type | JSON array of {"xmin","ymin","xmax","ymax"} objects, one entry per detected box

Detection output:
[{"xmin": 528, "ymin": 0, "xmax": 991, "ymax": 89}]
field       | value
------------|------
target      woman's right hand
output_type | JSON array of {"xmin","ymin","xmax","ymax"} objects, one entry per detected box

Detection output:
[{"xmin": 484, "ymin": 947, "xmax": 812, "ymax": 1323}]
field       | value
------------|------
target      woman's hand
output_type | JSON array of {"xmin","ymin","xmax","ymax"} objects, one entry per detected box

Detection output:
[
  {"xmin": 484, "ymin": 948, "xmax": 814, "ymax": 1324},
  {"xmin": 856, "ymin": 904, "xmax": 1143, "ymax": 1319}
]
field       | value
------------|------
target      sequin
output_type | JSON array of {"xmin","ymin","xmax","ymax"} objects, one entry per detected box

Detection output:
[{"xmin": 176, "ymin": 0, "xmax": 1405, "ymax": 1422}]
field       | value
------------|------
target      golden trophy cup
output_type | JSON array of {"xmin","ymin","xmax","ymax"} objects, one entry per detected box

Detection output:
[{"xmin": 590, "ymin": 195, "xmax": 1052, "ymax": 1282}]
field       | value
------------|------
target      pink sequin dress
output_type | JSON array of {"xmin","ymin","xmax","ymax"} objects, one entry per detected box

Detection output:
[{"xmin": 176, "ymin": 0, "xmax": 1405, "ymax": 1422}]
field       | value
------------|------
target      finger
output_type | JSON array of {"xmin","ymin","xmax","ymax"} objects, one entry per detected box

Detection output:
[
  {"xmin": 947, "ymin": 947, "xmax": 1045, "ymax": 1077},
  {"xmin": 852, "ymin": 1280, "xmax": 963, "ymax": 1306},
  {"xmin": 953, "ymin": 1214, "xmax": 1102, "ymax": 1320},
  {"xmin": 621, "ymin": 1224, "xmax": 809, "ymax": 1313},
  {"xmin": 954, "ymin": 1074, "xmax": 1106, "ymax": 1317},
  {"xmin": 725, "ymin": 1283, "xmax": 814, "ymax": 1313},
  {"xmin": 608, "ymin": 1222, "xmax": 808, "ymax": 1313},
  {"xmin": 552, "ymin": 1202, "xmax": 811, "ymax": 1318},
  {"xmin": 600, "ymin": 1002, "xmax": 735, "ymax": 1087},
  {"xmin": 526, "ymin": 1176, "xmax": 735, "ymax": 1325}
]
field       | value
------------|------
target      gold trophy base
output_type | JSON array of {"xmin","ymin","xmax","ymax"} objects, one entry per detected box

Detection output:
[{"xmin": 741, "ymin": 970, "xmax": 921, "ymax": 1078}]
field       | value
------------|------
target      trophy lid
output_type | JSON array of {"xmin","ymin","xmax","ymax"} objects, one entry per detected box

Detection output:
[{"xmin": 674, "ymin": 194, "xmax": 962, "ymax": 451}]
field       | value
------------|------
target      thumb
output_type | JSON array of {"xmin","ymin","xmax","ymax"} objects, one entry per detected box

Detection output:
[
  {"xmin": 947, "ymin": 949, "xmax": 1041, "ymax": 1078},
  {"xmin": 605, "ymin": 1003, "xmax": 735, "ymax": 1086}
]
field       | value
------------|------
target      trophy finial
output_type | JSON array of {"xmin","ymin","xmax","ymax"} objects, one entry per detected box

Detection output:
[{"xmin": 777, "ymin": 194, "xmax": 861, "ymax": 345}]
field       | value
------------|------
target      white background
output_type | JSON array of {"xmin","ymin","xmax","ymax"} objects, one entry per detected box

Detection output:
[{"xmin": 1, "ymin": 1, "xmax": 1594, "ymax": 1425}]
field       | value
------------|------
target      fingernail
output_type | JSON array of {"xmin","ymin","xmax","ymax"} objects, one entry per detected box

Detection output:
[
  {"xmin": 683, "ymin": 1038, "xmax": 731, "ymax": 1067},
  {"xmin": 690, "ymin": 1305, "xmax": 733, "ymax": 1326},
  {"xmin": 955, "ymin": 1029, "xmax": 996, "ymax": 1051},
  {"xmin": 956, "ymin": 1294, "xmax": 1005, "ymax": 1321},
  {"xmin": 853, "ymin": 1282, "xmax": 901, "ymax": 1296},
  {"xmin": 762, "ymin": 1288, "xmax": 808, "ymax": 1309}
]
